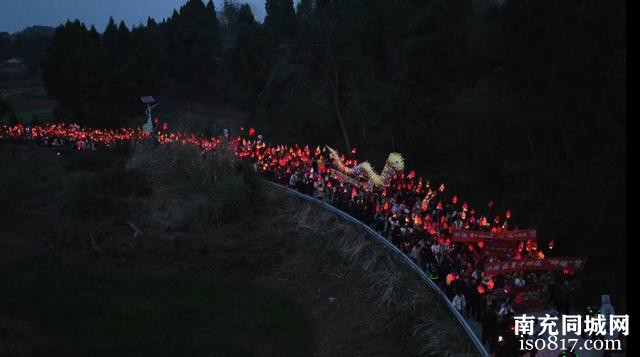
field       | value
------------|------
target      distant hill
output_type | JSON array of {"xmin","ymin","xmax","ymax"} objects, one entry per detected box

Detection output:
[{"xmin": 11, "ymin": 25, "xmax": 56, "ymax": 38}]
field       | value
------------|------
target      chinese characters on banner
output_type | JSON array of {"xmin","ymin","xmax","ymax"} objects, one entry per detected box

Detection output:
[{"xmin": 484, "ymin": 257, "xmax": 588, "ymax": 276}]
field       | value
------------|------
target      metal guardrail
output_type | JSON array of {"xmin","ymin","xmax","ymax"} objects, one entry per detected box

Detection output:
[{"xmin": 264, "ymin": 180, "xmax": 489, "ymax": 357}]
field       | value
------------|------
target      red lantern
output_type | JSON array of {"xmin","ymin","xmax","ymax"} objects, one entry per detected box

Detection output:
[
  {"xmin": 477, "ymin": 240, "xmax": 484, "ymax": 249},
  {"xmin": 477, "ymin": 285, "xmax": 486, "ymax": 294},
  {"xmin": 446, "ymin": 273, "xmax": 457, "ymax": 285},
  {"xmin": 248, "ymin": 127, "xmax": 256, "ymax": 137},
  {"xmin": 548, "ymin": 240, "xmax": 555, "ymax": 250},
  {"xmin": 486, "ymin": 278, "xmax": 495, "ymax": 290},
  {"xmin": 439, "ymin": 183, "xmax": 445, "ymax": 192},
  {"xmin": 452, "ymin": 195, "xmax": 458, "ymax": 204}
]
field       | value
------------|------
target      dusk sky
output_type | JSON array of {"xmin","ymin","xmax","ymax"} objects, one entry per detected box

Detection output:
[{"xmin": 0, "ymin": 0, "xmax": 267, "ymax": 33}]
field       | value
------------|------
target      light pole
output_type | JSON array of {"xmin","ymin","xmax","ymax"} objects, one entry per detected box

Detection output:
[{"xmin": 140, "ymin": 96, "xmax": 159, "ymax": 133}]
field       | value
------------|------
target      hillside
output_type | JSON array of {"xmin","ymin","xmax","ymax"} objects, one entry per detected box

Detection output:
[{"xmin": 0, "ymin": 143, "xmax": 476, "ymax": 356}]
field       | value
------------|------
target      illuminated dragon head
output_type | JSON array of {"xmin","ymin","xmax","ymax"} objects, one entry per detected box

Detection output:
[{"xmin": 386, "ymin": 152, "xmax": 405, "ymax": 172}]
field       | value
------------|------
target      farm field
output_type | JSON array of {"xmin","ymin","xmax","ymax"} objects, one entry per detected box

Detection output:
[{"xmin": 0, "ymin": 78, "xmax": 57, "ymax": 123}]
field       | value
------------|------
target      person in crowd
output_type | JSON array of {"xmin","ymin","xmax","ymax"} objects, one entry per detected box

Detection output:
[
  {"xmin": 452, "ymin": 292, "xmax": 466, "ymax": 313},
  {"xmin": 410, "ymin": 241, "xmax": 422, "ymax": 266}
]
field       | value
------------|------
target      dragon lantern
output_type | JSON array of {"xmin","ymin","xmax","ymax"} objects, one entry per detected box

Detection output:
[{"xmin": 326, "ymin": 146, "xmax": 405, "ymax": 188}]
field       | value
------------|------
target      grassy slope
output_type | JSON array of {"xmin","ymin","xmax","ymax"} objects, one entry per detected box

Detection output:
[
  {"xmin": 0, "ymin": 254, "xmax": 310, "ymax": 357},
  {"xmin": 0, "ymin": 144, "xmax": 476, "ymax": 356}
]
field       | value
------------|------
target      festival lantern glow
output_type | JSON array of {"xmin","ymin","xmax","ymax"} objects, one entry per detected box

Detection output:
[
  {"xmin": 486, "ymin": 278, "xmax": 495, "ymax": 290},
  {"xmin": 477, "ymin": 285, "xmax": 486, "ymax": 294},
  {"xmin": 446, "ymin": 273, "xmax": 457, "ymax": 285},
  {"xmin": 548, "ymin": 240, "xmax": 555, "ymax": 250}
]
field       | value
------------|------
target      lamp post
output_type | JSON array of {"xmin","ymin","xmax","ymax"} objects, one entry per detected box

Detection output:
[{"xmin": 140, "ymin": 96, "xmax": 159, "ymax": 133}]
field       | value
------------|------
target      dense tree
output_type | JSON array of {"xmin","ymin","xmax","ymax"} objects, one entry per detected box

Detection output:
[
  {"xmin": 37, "ymin": 0, "xmax": 626, "ymax": 307},
  {"xmin": 264, "ymin": 0, "xmax": 296, "ymax": 45}
]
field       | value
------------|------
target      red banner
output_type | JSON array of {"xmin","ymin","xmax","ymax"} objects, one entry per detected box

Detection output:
[
  {"xmin": 484, "ymin": 257, "xmax": 587, "ymax": 276},
  {"xmin": 488, "ymin": 284, "xmax": 550, "ymax": 313},
  {"xmin": 514, "ymin": 284, "xmax": 551, "ymax": 313},
  {"xmin": 451, "ymin": 228, "xmax": 537, "ymax": 242},
  {"xmin": 503, "ymin": 228, "xmax": 537, "ymax": 240},
  {"xmin": 483, "ymin": 240, "xmax": 520, "ymax": 259},
  {"xmin": 451, "ymin": 230, "xmax": 494, "ymax": 242}
]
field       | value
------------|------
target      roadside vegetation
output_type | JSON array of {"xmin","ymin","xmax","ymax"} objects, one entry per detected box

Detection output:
[{"xmin": 1, "ymin": 143, "xmax": 477, "ymax": 356}]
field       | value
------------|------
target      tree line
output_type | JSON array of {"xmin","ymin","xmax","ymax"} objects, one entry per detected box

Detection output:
[{"xmin": 39, "ymin": 0, "xmax": 626, "ymax": 308}]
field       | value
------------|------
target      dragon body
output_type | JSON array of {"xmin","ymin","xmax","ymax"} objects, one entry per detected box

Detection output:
[{"xmin": 326, "ymin": 146, "xmax": 405, "ymax": 188}]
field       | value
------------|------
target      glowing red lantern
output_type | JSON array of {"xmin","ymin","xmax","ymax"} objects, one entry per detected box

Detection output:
[
  {"xmin": 477, "ymin": 240, "xmax": 484, "ymax": 249},
  {"xmin": 486, "ymin": 278, "xmax": 495, "ymax": 290},
  {"xmin": 548, "ymin": 240, "xmax": 555, "ymax": 250},
  {"xmin": 477, "ymin": 285, "xmax": 486, "ymax": 294},
  {"xmin": 446, "ymin": 273, "xmax": 457, "ymax": 285},
  {"xmin": 248, "ymin": 127, "xmax": 256, "ymax": 137},
  {"xmin": 452, "ymin": 195, "xmax": 458, "ymax": 204}
]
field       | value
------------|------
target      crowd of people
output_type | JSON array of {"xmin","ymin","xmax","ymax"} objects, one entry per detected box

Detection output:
[
  {"xmin": 235, "ymin": 132, "xmax": 582, "ymax": 355},
  {"xmin": 2, "ymin": 123, "xmax": 582, "ymax": 355}
]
